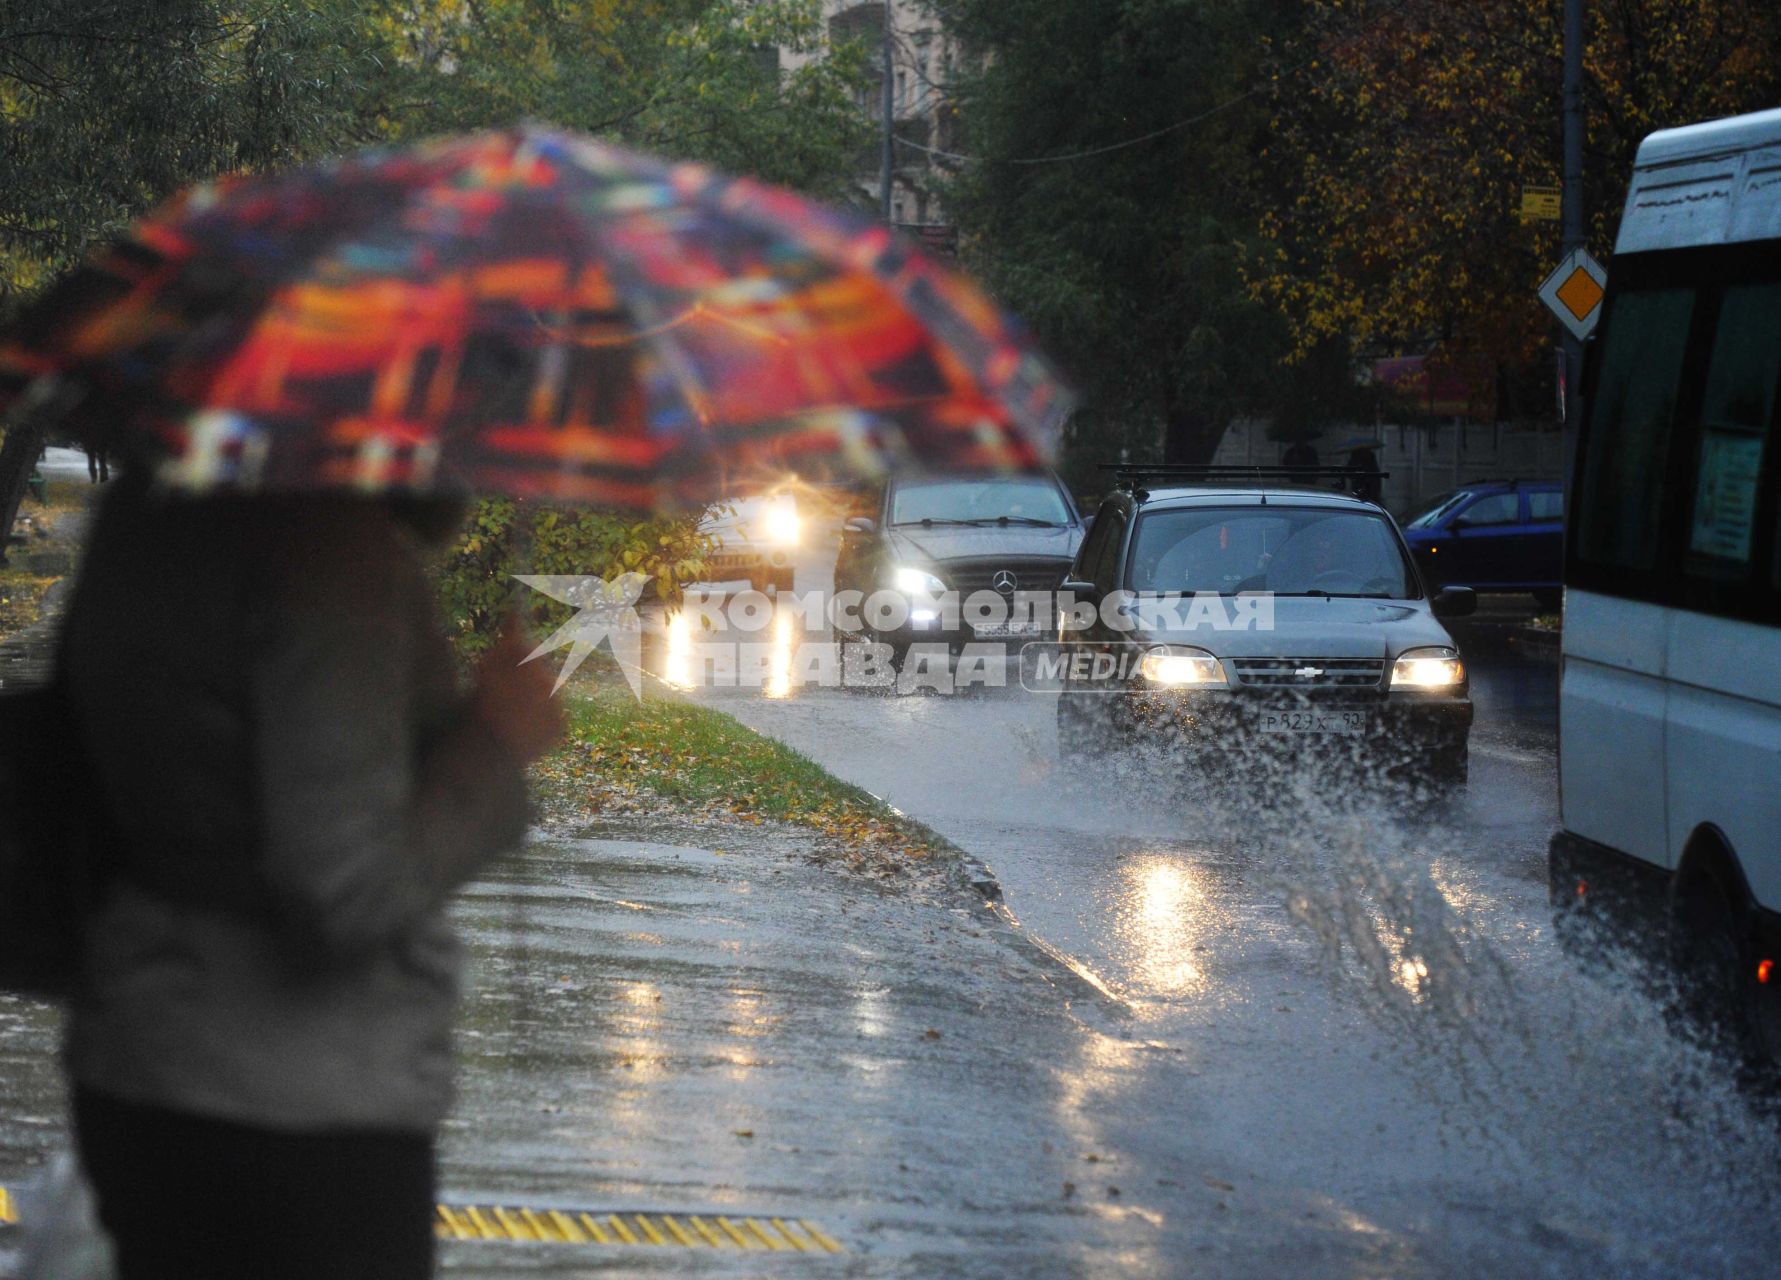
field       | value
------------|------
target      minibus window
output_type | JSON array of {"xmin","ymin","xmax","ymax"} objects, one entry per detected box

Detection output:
[
  {"xmin": 1688, "ymin": 283, "xmax": 1781, "ymax": 575},
  {"xmin": 1577, "ymin": 288, "xmax": 1696, "ymax": 571}
]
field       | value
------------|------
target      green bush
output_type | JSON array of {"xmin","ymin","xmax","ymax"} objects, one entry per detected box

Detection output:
[{"xmin": 435, "ymin": 498, "xmax": 716, "ymax": 655}]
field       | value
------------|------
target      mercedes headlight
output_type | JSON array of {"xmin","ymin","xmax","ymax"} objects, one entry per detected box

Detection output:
[
  {"xmin": 1138, "ymin": 647, "xmax": 1223, "ymax": 687},
  {"xmin": 1391, "ymin": 646, "xmax": 1465, "ymax": 689},
  {"xmin": 893, "ymin": 565, "xmax": 946, "ymax": 596}
]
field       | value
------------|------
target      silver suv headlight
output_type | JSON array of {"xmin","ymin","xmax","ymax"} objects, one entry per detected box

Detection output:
[
  {"xmin": 1391, "ymin": 646, "xmax": 1465, "ymax": 689},
  {"xmin": 1138, "ymin": 646, "xmax": 1224, "ymax": 687}
]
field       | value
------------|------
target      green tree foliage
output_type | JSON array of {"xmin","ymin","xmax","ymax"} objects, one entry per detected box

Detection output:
[
  {"xmin": 0, "ymin": 1, "xmax": 866, "ymax": 299},
  {"xmin": 0, "ymin": 0, "xmax": 376, "ymax": 305},
  {"xmin": 363, "ymin": 0, "xmax": 868, "ymax": 195},
  {"xmin": 928, "ymin": 0, "xmax": 1289, "ymax": 470}
]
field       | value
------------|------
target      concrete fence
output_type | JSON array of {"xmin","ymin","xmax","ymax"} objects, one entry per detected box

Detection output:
[{"xmin": 1211, "ymin": 419, "xmax": 1568, "ymax": 519}]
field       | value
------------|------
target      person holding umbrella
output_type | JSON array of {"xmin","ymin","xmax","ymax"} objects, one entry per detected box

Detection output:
[
  {"xmin": 0, "ymin": 128, "xmax": 1069, "ymax": 1277},
  {"xmin": 56, "ymin": 477, "xmax": 561, "ymax": 1279}
]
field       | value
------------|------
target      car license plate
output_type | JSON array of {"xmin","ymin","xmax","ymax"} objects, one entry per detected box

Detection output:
[
  {"xmin": 1256, "ymin": 708, "xmax": 1369, "ymax": 735},
  {"xmin": 973, "ymin": 624, "xmax": 1043, "ymax": 639}
]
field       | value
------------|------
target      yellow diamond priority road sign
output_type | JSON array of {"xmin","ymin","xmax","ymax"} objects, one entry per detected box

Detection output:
[{"xmin": 1538, "ymin": 248, "xmax": 1608, "ymax": 340}]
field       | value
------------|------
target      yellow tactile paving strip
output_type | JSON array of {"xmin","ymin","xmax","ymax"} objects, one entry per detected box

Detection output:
[
  {"xmin": 434, "ymin": 1204, "xmax": 843, "ymax": 1251},
  {"xmin": 0, "ymin": 1186, "xmax": 839, "ymax": 1252}
]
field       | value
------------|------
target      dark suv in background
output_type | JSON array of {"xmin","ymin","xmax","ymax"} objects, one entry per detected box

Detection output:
[
  {"xmin": 1400, "ymin": 479, "xmax": 1564, "ymax": 608},
  {"xmin": 832, "ymin": 470, "xmax": 1084, "ymax": 664}
]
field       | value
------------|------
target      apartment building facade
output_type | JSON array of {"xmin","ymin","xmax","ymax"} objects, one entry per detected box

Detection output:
[{"xmin": 778, "ymin": 1, "xmax": 961, "ymax": 245}]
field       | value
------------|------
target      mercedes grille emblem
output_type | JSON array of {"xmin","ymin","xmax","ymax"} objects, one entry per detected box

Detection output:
[{"xmin": 991, "ymin": 569, "xmax": 1018, "ymax": 594}]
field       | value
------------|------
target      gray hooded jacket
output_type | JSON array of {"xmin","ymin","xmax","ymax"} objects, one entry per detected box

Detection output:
[{"xmin": 60, "ymin": 482, "xmax": 529, "ymax": 1132}]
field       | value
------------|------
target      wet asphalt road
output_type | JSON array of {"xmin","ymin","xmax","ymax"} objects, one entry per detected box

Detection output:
[{"xmin": 673, "ymin": 538, "xmax": 1781, "ymax": 1277}]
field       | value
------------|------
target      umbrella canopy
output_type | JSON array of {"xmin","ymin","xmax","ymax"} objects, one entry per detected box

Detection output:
[{"xmin": 0, "ymin": 128, "xmax": 1069, "ymax": 509}]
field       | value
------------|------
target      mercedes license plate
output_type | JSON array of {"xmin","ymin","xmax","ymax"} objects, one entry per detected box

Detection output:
[{"xmin": 1257, "ymin": 708, "xmax": 1369, "ymax": 735}]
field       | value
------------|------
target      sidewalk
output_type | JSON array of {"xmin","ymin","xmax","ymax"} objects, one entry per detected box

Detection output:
[{"xmin": 437, "ymin": 813, "xmax": 1148, "ymax": 1277}]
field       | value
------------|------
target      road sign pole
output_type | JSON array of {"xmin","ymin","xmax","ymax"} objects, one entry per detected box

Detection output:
[{"xmin": 1561, "ymin": 0, "xmax": 1586, "ymax": 471}]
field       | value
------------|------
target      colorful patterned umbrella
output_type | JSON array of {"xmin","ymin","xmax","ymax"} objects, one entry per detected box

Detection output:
[{"xmin": 0, "ymin": 128, "xmax": 1070, "ymax": 509}]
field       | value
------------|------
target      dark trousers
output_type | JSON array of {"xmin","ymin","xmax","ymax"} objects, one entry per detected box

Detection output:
[{"xmin": 74, "ymin": 1086, "xmax": 436, "ymax": 1280}]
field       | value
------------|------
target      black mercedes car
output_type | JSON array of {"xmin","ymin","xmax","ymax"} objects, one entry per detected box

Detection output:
[{"xmin": 832, "ymin": 471, "xmax": 1084, "ymax": 664}]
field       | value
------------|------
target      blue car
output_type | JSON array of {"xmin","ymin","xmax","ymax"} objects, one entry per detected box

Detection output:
[{"xmin": 1401, "ymin": 480, "xmax": 1564, "ymax": 607}]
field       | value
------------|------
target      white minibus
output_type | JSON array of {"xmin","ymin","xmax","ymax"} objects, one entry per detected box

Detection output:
[{"xmin": 1552, "ymin": 106, "xmax": 1781, "ymax": 1066}]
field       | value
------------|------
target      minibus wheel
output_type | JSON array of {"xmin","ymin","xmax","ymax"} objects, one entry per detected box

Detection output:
[{"xmin": 1668, "ymin": 867, "xmax": 1767, "ymax": 1070}]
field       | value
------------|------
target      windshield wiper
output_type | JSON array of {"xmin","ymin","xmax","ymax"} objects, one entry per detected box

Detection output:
[
  {"xmin": 1275, "ymin": 590, "xmax": 1398, "ymax": 599},
  {"xmin": 891, "ymin": 516, "xmax": 1063, "ymax": 527}
]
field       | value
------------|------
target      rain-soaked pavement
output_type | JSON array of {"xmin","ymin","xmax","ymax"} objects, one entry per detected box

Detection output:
[
  {"xmin": 6, "ymin": 526, "xmax": 1781, "ymax": 1278},
  {"xmin": 664, "ymin": 532, "xmax": 1781, "ymax": 1277}
]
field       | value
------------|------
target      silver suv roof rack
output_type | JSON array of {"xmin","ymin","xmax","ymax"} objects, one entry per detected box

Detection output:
[{"xmin": 1098, "ymin": 463, "xmax": 1389, "ymax": 499}]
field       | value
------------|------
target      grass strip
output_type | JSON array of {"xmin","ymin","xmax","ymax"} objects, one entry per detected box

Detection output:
[{"xmin": 534, "ymin": 683, "xmax": 958, "ymax": 872}]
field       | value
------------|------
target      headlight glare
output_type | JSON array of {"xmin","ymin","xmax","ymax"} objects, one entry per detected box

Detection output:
[
  {"xmin": 1391, "ymin": 646, "xmax": 1465, "ymax": 689},
  {"xmin": 893, "ymin": 565, "xmax": 945, "ymax": 596},
  {"xmin": 1138, "ymin": 648, "xmax": 1223, "ymax": 687},
  {"xmin": 762, "ymin": 501, "xmax": 801, "ymax": 546}
]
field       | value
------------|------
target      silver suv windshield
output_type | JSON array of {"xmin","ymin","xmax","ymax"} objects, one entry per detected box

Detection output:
[{"xmin": 1128, "ymin": 506, "xmax": 1414, "ymax": 597}]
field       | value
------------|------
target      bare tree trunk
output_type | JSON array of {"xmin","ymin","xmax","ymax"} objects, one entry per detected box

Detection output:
[{"xmin": 0, "ymin": 421, "xmax": 46, "ymax": 566}]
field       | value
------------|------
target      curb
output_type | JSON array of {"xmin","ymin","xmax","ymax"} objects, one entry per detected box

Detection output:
[
  {"xmin": 959, "ymin": 853, "xmax": 1003, "ymax": 903},
  {"xmin": 846, "ymin": 786, "xmax": 1129, "ymax": 1020}
]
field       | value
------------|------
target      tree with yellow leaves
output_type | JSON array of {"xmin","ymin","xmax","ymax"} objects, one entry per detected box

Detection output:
[{"xmin": 1256, "ymin": 0, "xmax": 1781, "ymax": 416}]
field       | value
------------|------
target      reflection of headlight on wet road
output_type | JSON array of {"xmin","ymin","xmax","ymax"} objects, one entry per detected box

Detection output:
[
  {"xmin": 893, "ymin": 565, "xmax": 945, "ymax": 596},
  {"xmin": 663, "ymin": 611, "xmax": 692, "ymax": 689},
  {"xmin": 1138, "ymin": 648, "xmax": 1223, "ymax": 687},
  {"xmin": 766, "ymin": 609, "xmax": 793, "ymax": 699},
  {"xmin": 1390, "ymin": 646, "xmax": 1465, "ymax": 689},
  {"xmin": 763, "ymin": 503, "xmax": 801, "ymax": 546}
]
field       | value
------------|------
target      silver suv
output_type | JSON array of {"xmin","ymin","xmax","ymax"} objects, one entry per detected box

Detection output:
[{"xmin": 1054, "ymin": 467, "xmax": 1475, "ymax": 786}]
